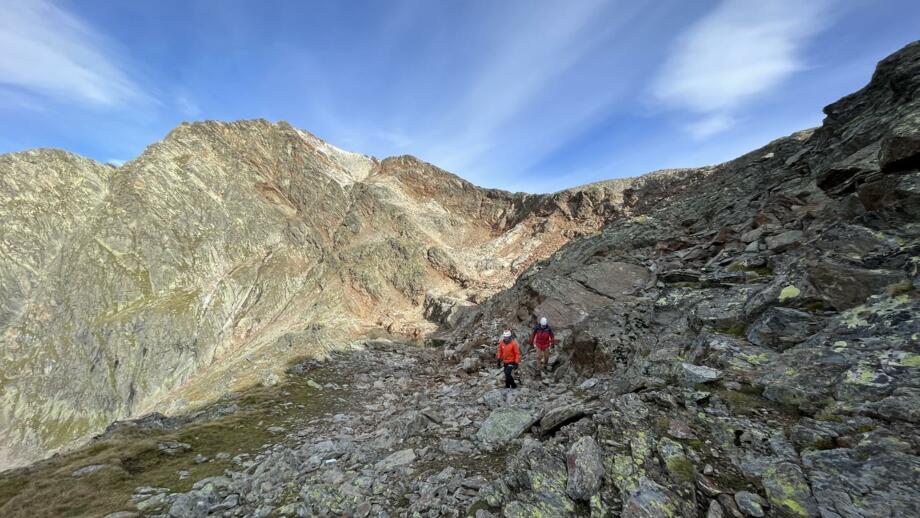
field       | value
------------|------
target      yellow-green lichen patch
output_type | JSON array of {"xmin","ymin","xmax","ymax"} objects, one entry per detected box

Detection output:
[
  {"xmin": 779, "ymin": 285, "xmax": 801, "ymax": 303},
  {"xmin": 741, "ymin": 352, "xmax": 769, "ymax": 366},
  {"xmin": 762, "ymin": 464, "xmax": 816, "ymax": 517},
  {"xmin": 898, "ymin": 354, "xmax": 920, "ymax": 368},
  {"xmin": 843, "ymin": 366, "xmax": 886, "ymax": 386}
]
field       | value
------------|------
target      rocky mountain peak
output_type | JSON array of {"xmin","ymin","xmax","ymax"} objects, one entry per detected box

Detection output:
[{"xmin": 0, "ymin": 112, "xmax": 705, "ymax": 471}]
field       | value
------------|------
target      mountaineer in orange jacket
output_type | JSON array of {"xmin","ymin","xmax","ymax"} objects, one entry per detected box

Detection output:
[{"xmin": 496, "ymin": 330, "xmax": 521, "ymax": 389}]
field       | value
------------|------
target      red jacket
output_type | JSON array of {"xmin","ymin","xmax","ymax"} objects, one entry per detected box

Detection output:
[
  {"xmin": 496, "ymin": 338, "xmax": 521, "ymax": 364},
  {"xmin": 530, "ymin": 325, "xmax": 555, "ymax": 350}
]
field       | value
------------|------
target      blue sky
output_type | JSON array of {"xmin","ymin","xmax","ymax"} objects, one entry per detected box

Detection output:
[{"xmin": 1, "ymin": 1, "xmax": 918, "ymax": 192}]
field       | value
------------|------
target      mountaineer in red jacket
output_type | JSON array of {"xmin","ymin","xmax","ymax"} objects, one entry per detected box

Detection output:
[
  {"xmin": 496, "ymin": 330, "xmax": 521, "ymax": 389},
  {"xmin": 530, "ymin": 317, "xmax": 556, "ymax": 371}
]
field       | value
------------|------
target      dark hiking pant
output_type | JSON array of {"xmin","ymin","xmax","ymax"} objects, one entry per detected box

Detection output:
[{"xmin": 504, "ymin": 362, "xmax": 518, "ymax": 388}]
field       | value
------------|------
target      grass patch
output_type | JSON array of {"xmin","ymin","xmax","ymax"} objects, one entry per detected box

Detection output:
[
  {"xmin": 712, "ymin": 387, "xmax": 799, "ymax": 419},
  {"xmin": 665, "ymin": 455, "xmax": 696, "ymax": 485},
  {"xmin": 887, "ymin": 279, "xmax": 914, "ymax": 297},
  {"xmin": 715, "ymin": 323, "xmax": 748, "ymax": 337},
  {"xmin": 804, "ymin": 300, "xmax": 829, "ymax": 313},
  {"xmin": 0, "ymin": 361, "xmax": 348, "ymax": 518}
]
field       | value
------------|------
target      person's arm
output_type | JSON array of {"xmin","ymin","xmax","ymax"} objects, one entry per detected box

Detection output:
[
  {"xmin": 529, "ymin": 328, "xmax": 536, "ymax": 345},
  {"xmin": 513, "ymin": 341, "xmax": 521, "ymax": 364}
]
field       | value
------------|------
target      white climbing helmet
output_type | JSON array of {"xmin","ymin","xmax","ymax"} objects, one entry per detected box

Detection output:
[
  {"xmin": 540, "ymin": 317, "xmax": 548, "ymax": 326},
  {"xmin": 502, "ymin": 330, "xmax": 512, "ymax": 339}
]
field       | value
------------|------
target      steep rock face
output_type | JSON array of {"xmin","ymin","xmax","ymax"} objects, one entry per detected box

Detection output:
[
  {"xmin": 438, "ymin": 41, "xmax": 920, "ymax": 516},
  {"xmin": 0, "ymin": 121, "xmax": 706, "ymax": 469}
]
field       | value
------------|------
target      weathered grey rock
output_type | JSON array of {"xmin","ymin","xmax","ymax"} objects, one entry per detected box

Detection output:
[
  {"xmin": 803, "ymin": 442, "xmax": 920, "ymax": 518},
  {"xmin": 439, "ymin": 438, "xmax": 475, "ymax": 455},
  {"xmin": 676, "ymin": 363, "xmax": 723, "ymax": 386},
  {"xmin": 746, "ymin": 307, "xmax": 824, "ymax": 351},
  {"xmin": 71, "ymin": 464, "xmax": 111, "ymax": 477},
  {"xmin": 565, "ymin": 436, "xmax": 604, "ymax": 500},
  {"xmin": 733, "ymin": 491, "xmax": 765, "ymax": 517},
  {"xmin": 476, "ymin": 408, "xmax": 536, "ymax": 444},
  {"xmin": 169, "ymin": 493, "xmax": 209, "ymax": 518},
  {"xmin": 375, "ymin": 448, "xmax": 417, "ymax": 471},
  {"xmin": 569, "ymin": 261, "xmax": 650, "ymax": 298},
  {"xmin": 790, "ymin": 418, "xmax": 840, "ymax": 451},
  {"xmin": 657, "ymin": 437, "xmax": 694, "ymax": 485},
  {"xmin": 538, "ymin": 404, "xmax": 588, "ymax": 436},
  {"xmin": 762, "ymin": 462, "xmax": 819, "ymax": 517},
  {"xmin": 804, "ymin": 259, "xmax": 904, "ymax": 310},
  {"xmin": 706, "ymin": 500, "xmax": 725, "ymax": 518},
  {"xmin": 135, "ymin": 493, "xmax": 171, "ymax": 512},
  {"xmin": 504, "ymin": 443, "xmax": 575, "ymax": 516},
  {"xmin": 879, "ymin": 116, "xmax": 920, "ymax": 171},
  {"xmin": 701, "ymin": 271, "xmax": 747, "ymax": 288},
  {"xmin": 622, "ymin": 476, "xmax": 688, "ymax": 518},
  {"xmin": 158, "ymin": 441, "xmax": 192, "ymax": 455},
  {"xmin": 766, "ymin": 231, "xmax": 804, "ymax": 252},
  {"xmin": 862, "ymin": 387, "xmax": 920, "ymax": 424}
]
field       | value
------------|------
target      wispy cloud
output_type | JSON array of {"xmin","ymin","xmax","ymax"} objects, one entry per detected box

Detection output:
[
  {"xmin": 0, "ymin": 0, "xmax": 151, "ymax": 108},
  {"xmin": 653, "ymin": 0, "xmax": 832, "ymax": 139},
  {"xmin": 684, "ymin": 113, "xmax": 735, "ymax": 140},
  {"xmin": 410, "ymin": 1, "xmax": 646, "ymax": 181},
  {"xmin": 176, "ymin": 94, "xmax": 202, "ymax": 118}
]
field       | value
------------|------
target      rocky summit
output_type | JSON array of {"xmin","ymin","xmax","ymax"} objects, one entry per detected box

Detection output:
[{"xmin": 0, "ymin": 41, "xmax": 919, "ymax": 518}]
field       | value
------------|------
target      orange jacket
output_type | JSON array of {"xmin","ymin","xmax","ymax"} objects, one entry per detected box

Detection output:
[{"xmin": 496, "ymin": 338, "xmax": 521, "ymax": 364}]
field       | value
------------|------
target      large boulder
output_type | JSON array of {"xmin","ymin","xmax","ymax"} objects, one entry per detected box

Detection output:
[
  {"xmin": 375, "ymin": 448, "xmax": 417, "ymax": 471},
  {"xmin": 622, "ymin": 476, "xmax": 691, "ymax": 518},
  {"xmin": 746, "ymin": 307, "xmax": 825, "ymax": 351},
  {"xmin": 766, "ymin": 230, "xmax": 805, "ymax": 252},
  {"xmin": 565, "ymin": 436, "xmax": 605, "ymax": 500},
  {"xmin": 804, "ymin": 259, "xmax": 904, "ymax": 310},
  {"xmin": 476, "ymin": 408, "xmax": 537, "ymax": 445},
  {"xmin": 804, "ymin": 439, "xmax": 920, "ymax": 518},
  {"xmin": 879, "ymin": 116, "xmax": 920, "ymax": 172},
  {"xmin": 676, "ymin": 363, "xmax": 723, "ymax": 387},
  {"xmin": 762, "ymin": 462, "xmax": 819, "ymax": 517},
  {"xmin": 539, "ymin": 405, "xmax": 590, "ymax": 437}
]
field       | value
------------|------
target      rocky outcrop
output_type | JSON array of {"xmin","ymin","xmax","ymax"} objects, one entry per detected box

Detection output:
[{"xmin": 435, "ymin": 41, "xmax": 920, "ymax": 516}]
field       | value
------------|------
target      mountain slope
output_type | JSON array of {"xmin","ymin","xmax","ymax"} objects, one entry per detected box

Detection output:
[
  {"xmin": 0, "ymin": 120, "xmax": 706, "ymax": 469},
  {"xmin": 434, "ymin": 41, "xmax": 920, "ymax": 516}
]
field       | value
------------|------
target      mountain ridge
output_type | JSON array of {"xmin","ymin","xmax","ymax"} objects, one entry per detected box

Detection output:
[{"xmin": 0, "ymin": 117, "xmax": 709, "ymax": 470}]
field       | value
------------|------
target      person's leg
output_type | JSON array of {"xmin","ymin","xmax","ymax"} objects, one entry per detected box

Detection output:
[
  {"xmin": 504, "ymin": 363, "xmax": 513, "ymax": 388},
  {"xmin": 509, "ymin": 363, "xmax": 517, "ymax": 388},
  {"xmin": 538, "ymin": 348, "xmax": 547, "ymax": 370}
]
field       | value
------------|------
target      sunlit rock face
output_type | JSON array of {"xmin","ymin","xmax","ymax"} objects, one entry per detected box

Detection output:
[{"xmin": 0, "ymin": 119, "xmax": 705, "ymax": 469}]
